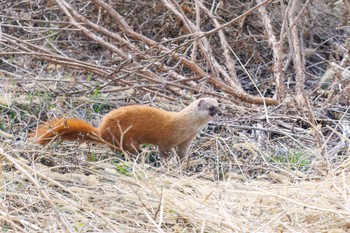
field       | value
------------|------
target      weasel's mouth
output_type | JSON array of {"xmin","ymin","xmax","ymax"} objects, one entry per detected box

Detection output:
[{"xmin": 209, "ymin": 109, "xmax": 222, "ymax": 117}]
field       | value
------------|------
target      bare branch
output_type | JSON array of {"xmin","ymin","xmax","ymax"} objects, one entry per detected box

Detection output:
[{"xmin": 258, "ymin": 0, "xmax": 285, "ymax": 99}]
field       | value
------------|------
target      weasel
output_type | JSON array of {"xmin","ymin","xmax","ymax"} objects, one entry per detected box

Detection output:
[{"xmin": 31, "ymin": 98, "xmax": 222, "ymax": 160}]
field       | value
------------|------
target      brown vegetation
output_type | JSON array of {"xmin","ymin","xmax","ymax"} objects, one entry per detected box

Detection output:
[{"xmin": 0, "ymin": 0, "xmax": 349, "ymax": 232}]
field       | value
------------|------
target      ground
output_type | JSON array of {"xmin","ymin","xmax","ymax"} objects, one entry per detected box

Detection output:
[{"xmin": 1, "ymin": 0, "xmax": 350, "ymax": 232}]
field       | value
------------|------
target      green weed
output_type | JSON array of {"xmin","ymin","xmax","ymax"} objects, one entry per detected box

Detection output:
[
  {"xmin": 270, "ymin": 150, "xmax": 311, "ymax": 170},
  {"xmin": 90, "ymin": 89, "xmax": 108, "ymax": 113},
  {"xmin": 113, "ymin": 162, "xmax": 132, "ymax": 175},
  {"xmin": 73, "ymin": 221, "xmax": 86, "ymax": 231}
]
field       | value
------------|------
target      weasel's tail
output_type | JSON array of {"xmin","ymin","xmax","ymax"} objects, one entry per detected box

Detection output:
[{"xmin": 31, "ymin": 118, "xmax": 102, "ymax": 145}]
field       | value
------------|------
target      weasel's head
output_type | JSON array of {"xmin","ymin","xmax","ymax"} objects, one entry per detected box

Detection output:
[{"xmin": 194, "ymin": 98, "xmax": 222, "ymax": 119}]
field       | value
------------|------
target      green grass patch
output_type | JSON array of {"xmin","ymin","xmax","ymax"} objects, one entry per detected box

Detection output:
[
  {"xmin": 270, "ymin": 149, "xmax": 311, "ymax": 170},
  {"xmin": 113, "ymin": 162, "xmax": 132, "ymax": 175}
]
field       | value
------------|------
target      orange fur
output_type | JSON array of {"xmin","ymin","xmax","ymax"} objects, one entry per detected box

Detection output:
[{"xmin": 31, "ymin": 98, "xmax": 221, "ymax": 159}]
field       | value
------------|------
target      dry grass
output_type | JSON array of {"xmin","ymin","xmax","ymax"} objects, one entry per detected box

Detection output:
[
  {"xmin": 1, "ymin": 0, "xmax": 350, "ymax": 232},
  {"xmin": 1, "ymin": 146, "xmax": 350, "ymax": 232}
]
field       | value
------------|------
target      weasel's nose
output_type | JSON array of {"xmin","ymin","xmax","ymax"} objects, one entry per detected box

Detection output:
[{"xmin": 217, "ymin": 111, "xmax": 222, "ymax": 116}]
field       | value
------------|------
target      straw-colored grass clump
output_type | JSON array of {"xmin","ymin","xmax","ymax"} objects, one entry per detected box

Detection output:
[{"xmin": 1, "ymin": 146, "xmax": 349, "ymax": 232}]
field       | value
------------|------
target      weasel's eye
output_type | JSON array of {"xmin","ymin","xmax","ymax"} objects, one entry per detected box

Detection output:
[{"xmin": 209, "ymin": 106, "xmax": 215, "ymax": 112}]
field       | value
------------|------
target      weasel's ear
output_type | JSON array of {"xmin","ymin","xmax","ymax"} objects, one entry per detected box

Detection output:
[{"xmin": 198, "ymin": 99, "xmax": 204, "ymax": 107}]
